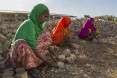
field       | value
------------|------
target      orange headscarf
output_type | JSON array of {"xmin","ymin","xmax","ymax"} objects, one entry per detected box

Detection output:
[{"xmin": 51, "ymin": 16, "xmax": 71, "ymax": 45}]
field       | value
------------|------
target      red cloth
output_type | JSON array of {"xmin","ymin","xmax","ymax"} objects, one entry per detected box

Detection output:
[{"xmin": 51, "ymin": 16, "xmax": 71, "ymax": 45}]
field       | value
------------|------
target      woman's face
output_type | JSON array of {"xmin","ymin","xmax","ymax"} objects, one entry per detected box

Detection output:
[{"xmin": 38, "ymin": 11, "xmax": 49, "ymax": 24}]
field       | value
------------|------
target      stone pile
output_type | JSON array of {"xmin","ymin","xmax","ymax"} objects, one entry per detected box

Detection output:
[
  {"xmin": 2, "ymin": 68, "xmax": 28, "ymax": 78},
  {"xmin": 0, "ymin": 22, "xmax": 21, "ymax": 54},
  {"xmin": 58, "ymin": 49, "xmax": 76, "ymax": 65}
]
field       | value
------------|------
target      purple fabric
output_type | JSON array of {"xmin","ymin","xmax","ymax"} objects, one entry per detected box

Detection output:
[{"xmin": 78, "ymin": 18, "xmax": 96, "ymax": 39}]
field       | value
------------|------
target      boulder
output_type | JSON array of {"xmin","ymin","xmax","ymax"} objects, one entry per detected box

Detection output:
[
  {"xmin": 57, "ymin": 62, "xmax": 64, "ymax": 68},
  {"xmin": 3, "ymin": 70, "xmax": 14, "ymax": 76},
  {"xmin": 15, "ymin": 71, "xmax": 28, "ymax": 78}
]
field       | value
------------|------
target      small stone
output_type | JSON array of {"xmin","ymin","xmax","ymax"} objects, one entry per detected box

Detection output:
[
  {"xmin": 3, "ymin": 76, "xmax": 14, "ymax": 78},
  {"xmin": 2, "ymin": 30, "xmax": 9, "ymax": 36},
  {"xmin": 15, "ymin": 68, "xmax": 25, "ymax": 73},
  {"xmin": 4, "ymin": 68, "xmax": 15, "ymax": 72},
  {"xmin": 81, "ymin": 40, "xmax": 86, "ymax": 44},
  {"xmin": 54, "ymin": 46, "xmax": 59, "ymax": 51},
  {"xmin": 57, "ymin": 62, "xmax": 64, "ymax": 68},
  {"xmin": 3, "ymin": 71, "xmax": 14, "ymax": 76},
  {"xmin": 70, "ymin": 54, "xmax": 76, "ymax": 61},
  {"xmin": 1, "ymin": 44, "xmax": 9, "ymax": 53},
  {"xmin": 58, "ymin": 55, "xmax": 65, "ymax": 62},
  {"xmin": 63, "ymin": 49, "xmax": 71, "ymax": 57},
  {"xmin": 4, "ymin": 40, "xmax": 11, "ymax": 48},
  {"xmin": 74, "ymin": 49, "xmax": 79, "ymax": 56},
  {"xmin": 65, "ymin": 57, "xmax": 74, "ymax": 63},
  {"xmin": 0, "ymin": 55, "xmax": 3, "ymax": 61},
  {"xmin": 0, "ymin": 33, "xmax": 7, "ymax": 43},
  {"xmin": 15, "ymin": 71, "xmax": 28, "ymax": 78},
  {"xmin": 78, "ymin": 54, "xmax": 87, "ymax": 59},
  {"xmin": 49, "ymin": 46, "xmax": 55, "ymax": 52}
]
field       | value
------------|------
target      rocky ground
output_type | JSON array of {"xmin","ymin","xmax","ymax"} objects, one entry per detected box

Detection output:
[
  {"xmin": 39, "ymin": 38, "xmax": 117, "ymax": 78},
  {"xmin": 0, "ymin": 20, "xmax": 117, "ymax": 78},
  {"xmin": 1, "ymin": 37, "xmax": 117, "ymax": 78}
]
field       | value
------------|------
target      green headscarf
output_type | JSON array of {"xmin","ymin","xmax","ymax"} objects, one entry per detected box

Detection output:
[
  {"xmin": 29, "ymin": 4, "xmax": 49, "ymax": 34},
  {"xmin": 13, "ymin": 4, "xmax": 49, "ymax": 49}
]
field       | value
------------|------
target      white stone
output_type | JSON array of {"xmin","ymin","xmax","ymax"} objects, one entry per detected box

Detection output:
[
  {"xmin": 58, "ymin": 55, "xmax": 65, "ymax": 62},
  {"xmin": 63, "ymin": 49, "xmax": 71, "ymax": 57},
  {"xmin": 57, "ymin": 62, "xmax": 64, "ymax": 68},
  {"xmin": 78, "ymin": 54, "xmax": 87, "ymax": 59}
]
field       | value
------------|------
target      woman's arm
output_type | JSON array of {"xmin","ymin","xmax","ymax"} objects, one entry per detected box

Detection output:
[{"xmin": 33, "ymin": 48, "xmax": 52, "ymax": 65}]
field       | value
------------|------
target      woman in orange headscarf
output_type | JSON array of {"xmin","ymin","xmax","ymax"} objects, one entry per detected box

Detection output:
[{"xmin": 51, "ymin": 16, "xmax": 71, "ymax": 45}]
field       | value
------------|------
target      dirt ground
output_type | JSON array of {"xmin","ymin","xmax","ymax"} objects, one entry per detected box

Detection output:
[
  {"xmin": 40, "ymin": 38, "xmax": 117, "ymax": 78},
  {"xmin": 1, "ymin": 38, "xmax": 117, "ymax": 78}
]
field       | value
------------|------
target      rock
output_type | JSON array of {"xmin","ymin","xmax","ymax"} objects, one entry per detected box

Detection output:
[
  {"xmin": 15, "ymin": 71, "xmax": 28, "ymax": 78},
  {"xmin": 65, "ymin": 57, "xmax": 74, "ymax": 63},
  {"xmin": 8, "ymin": 29, "xmax": 14, "ymax": 34},
  {"xmin": 57, "ymin": 62, "xmax": 64, "ymax": 68},
  {"xmin": 110, "ymin": 41, "xmax": 116, "ymax": 45},
  {"xmin": 49, "ymin": 46, "xmax": 55, "ymax": 52},
  {"xmin": 15, "ymin": 68, "xmax": 26, "ymax": 73},
  {"xmin": 70, "ymin": 54, "xmax": 76, "ymax": 61},
  {"xmin": 4, "ymin": 40, "xmax": 11, "ymax": 48},
  {"xmin": 7, "ymin": 33, "xmax": 12, "ymax": 38},
  {"xmin": 2, "ymin": 30, "xmax": 9, "ymax": 36},
  {"xmin": 63, "ymin": 49, "xmax": 71, "ymax": 57},
  {"xmin": 74, "ymin": 49, "xmax": 79, "ymax": 56},
  {"xmin": 81, "ymin": 40, "xmax": 86, "ymax": 44},
  {"xmin": 58, "ymin": 55, "xmax": 65, "ymax": 62},
  {"xmin": 0, "ymin": 33, "xmax": 7, "ymax": 43},
  {"xmin": 3, "ymin": 71, "xmax": 14, "ymax": 76},
  {"xmin": 3, "ymin": 76, "xmax": 14, "ymax": 78},
  {"xmin": 4, "ymin": 68, "xmax": 15, "ymax": 72},
  {"xmin": 98, "ymin": 39, "xmax": 106, "ymax": 44},
  {"xmin": 54, "ymin": 46, "xmax": 59, "ymax": 51},
  {"xmin": 92, "ymin": 38, "xmax": 98, "ymax": 43},
  {"xmin": 71, "ymin": 43, "xmax": 80, "ymax": 49},
  {"xmin": 0, "ymin": 55, "xmax": 3, "ymax": 61},
  {"xmin": 78, "ymin": 54, "xmax": 87, "ymax": 60},
  {"xmin": 75, "ymin": 52, "xmax": 79, "ymax": 56},
  {"xmin": 1, "ymin": 44, "xmax": 9, "ymax": 53}
]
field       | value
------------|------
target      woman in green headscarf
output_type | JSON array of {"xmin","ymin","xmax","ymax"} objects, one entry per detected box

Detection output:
[{"xmin": 5, "ymin": 4, "xmax": 56, "ymax": 77}]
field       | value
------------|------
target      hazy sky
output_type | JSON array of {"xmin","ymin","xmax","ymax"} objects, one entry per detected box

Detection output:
[{"xmin": 0, "ymin": 0, "xmax": 117, "ymax": 18}]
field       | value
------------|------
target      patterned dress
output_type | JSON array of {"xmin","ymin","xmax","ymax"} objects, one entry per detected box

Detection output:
[{"xmin": 6, "ymin": 29, "xmax": 52, "ymax": 69}]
